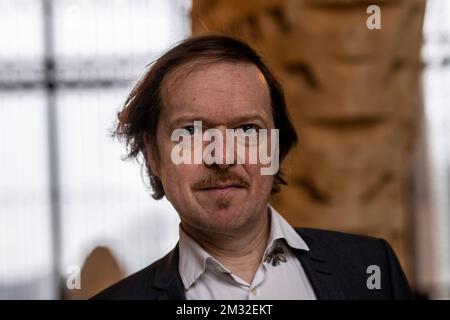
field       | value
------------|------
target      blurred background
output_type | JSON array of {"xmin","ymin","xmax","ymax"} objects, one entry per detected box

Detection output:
[{"xmin": 0, "ymin": 0, "xmax": 449, "ymax": 299}]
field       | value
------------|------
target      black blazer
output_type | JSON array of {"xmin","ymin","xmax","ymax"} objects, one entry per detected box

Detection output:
[{"xmin": 92, "ymin": 228, "xmax": 413, "ymax": 300}]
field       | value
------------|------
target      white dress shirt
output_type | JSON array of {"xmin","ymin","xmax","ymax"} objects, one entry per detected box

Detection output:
[{"xmin": 178, "ymin": 206, "xmax": 317, "ymax": 300}]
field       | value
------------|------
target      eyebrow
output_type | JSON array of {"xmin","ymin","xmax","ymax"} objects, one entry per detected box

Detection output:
[{"xmin": 169, "ymin": 112, "xmax": 270, "ymax": 128}]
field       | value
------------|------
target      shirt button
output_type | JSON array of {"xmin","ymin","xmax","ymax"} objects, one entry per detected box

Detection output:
[{"xmin": 251, "ymin": 288, "xmax": 258, "ymax": 296}]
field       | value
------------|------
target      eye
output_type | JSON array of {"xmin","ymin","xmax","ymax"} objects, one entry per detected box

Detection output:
[
  {"xmin": 238, "ymin": 124, "xmax": 257, "ymax": 134},
  {"xmin": 183, "ymin": 124, "xmax": 201, "ymax": 136}
]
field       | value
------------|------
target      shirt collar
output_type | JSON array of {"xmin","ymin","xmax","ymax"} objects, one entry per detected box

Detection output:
[
  {"xmin": 178, "ymin": 205, "xmax": 309, "ymax": 290},
  {"xmin": 179, "ymin": 226, "xmax": 233, "ymax": 290},
  {"xmin": 266, "ymin": 205, "xmax": 309, "ymax": 252},
  {"xmin": 178, "ymin": 225, "xmax": 212, "ymax": 290}
]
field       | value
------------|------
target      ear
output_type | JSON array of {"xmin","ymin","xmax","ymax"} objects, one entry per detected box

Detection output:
[{"xmin": 143, "ymin": 133, "xmax": 160, "ymax": 178}]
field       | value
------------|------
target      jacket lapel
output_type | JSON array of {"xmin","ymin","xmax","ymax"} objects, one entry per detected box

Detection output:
[
  {"xmin": 153, "ymin": 244, "xmax": 186, "ymax": 300},
  {"xmin": 294, "ymin": 231, "xmax": 346, "ymax": 300}
]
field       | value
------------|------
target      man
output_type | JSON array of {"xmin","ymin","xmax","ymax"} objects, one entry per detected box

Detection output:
[{"xmin": 93, "ymin": 35, "xmax": 412, "ymax": 300}]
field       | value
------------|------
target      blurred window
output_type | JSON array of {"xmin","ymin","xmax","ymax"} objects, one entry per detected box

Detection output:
[
  {"xmin": 421, "ymin": 0, "xmax": 450, "ymax": 299},
  {"xmin": 0, "ymin": 0, "xmax": 189, "ymax": 299}
]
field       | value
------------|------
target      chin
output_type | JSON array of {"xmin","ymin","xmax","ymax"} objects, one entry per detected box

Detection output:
[{"xmin": 202, "ymin": 206, "xmax": 251, "ymax": 232}]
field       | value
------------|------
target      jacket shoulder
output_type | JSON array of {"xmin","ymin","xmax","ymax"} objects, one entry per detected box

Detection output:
[
  {"xmin": 295, "ymin": 227, "xmax": 393, "ymax": 268},
  {"xmin": 295, "ymin": 227, "xmax": 413, "ymax": 299},
  {"xmin": 295, "ymin": 227, "xmax": 384, "ymax": 249}
]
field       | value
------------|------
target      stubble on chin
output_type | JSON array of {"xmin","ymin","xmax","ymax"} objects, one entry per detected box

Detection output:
[{"xmin": 216, "ymin": 198, "xmax": 230, "ymax": 209}]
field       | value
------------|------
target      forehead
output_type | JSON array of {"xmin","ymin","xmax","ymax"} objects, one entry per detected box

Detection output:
[{"xmin": 160, "ymin": 60, "xmax": 272, "ymax": 125}]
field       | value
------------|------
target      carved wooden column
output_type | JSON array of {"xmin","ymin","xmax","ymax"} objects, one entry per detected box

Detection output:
[{"xmin": 192, "ymin": 0, "xmax": 426, "ymax": 279}]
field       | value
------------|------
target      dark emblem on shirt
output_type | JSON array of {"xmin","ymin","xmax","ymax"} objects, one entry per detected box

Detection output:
[{"xmin": 264, "ymin": 245, "xmax": 287, "ymax": 266}]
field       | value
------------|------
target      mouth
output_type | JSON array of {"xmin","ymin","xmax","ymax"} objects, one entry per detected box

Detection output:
[
  {"xmin": 200, "ymin": 183, "xmax": 244, "ymax": 190},
  {"xmin": 195, "ymin": 182, "xmax": 247, "ymax": 194}
]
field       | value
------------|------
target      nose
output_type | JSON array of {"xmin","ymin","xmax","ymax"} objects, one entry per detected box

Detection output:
[
  {"xmin": 204, "ymin": 126, "xmax": 236, "ymax": 170},
  {"xmin": 213, "ymin": 161, "xmax": 233, "ymax": 171}
]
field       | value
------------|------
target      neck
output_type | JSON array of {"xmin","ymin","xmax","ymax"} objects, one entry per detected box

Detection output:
[{"xmin": 182, "ymin": 209, "xmax": 270, "ymax": 284}]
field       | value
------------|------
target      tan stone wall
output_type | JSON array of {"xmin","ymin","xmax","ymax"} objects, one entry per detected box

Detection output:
[
  {"xmin": 65, "ymin": 246, "xmax": 124, "ymax": 299},
  {"xmin": 192, "ymin": 0, "xmax": 426, "ymax": 280}
]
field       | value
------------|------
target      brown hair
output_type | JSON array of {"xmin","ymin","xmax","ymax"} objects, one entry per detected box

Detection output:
[{"xmin": 114, "ymin": 35, "xmax": 298, "ymax": 199}]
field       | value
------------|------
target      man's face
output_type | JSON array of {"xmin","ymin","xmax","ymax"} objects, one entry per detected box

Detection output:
[{"xmin": 149, "ymin": 61, "xmax": 275, "ymax": 235}]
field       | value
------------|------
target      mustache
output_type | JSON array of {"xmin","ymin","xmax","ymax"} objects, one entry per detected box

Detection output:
[{"xmin": 192, "ymin": 171, "xmax": 250, "ymax": 190}]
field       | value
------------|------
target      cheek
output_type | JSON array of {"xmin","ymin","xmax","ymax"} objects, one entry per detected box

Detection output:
[
  {"xmin": 246, "ymin": 164, "xmax": 274, "ymax": 191},
  {"xmin": 158, "ymin": 162, "xmax": 200, "ymax": 195},
  {"xmin": 155, "ymin": 137, "xmax": 200, "ymax": 195}
]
